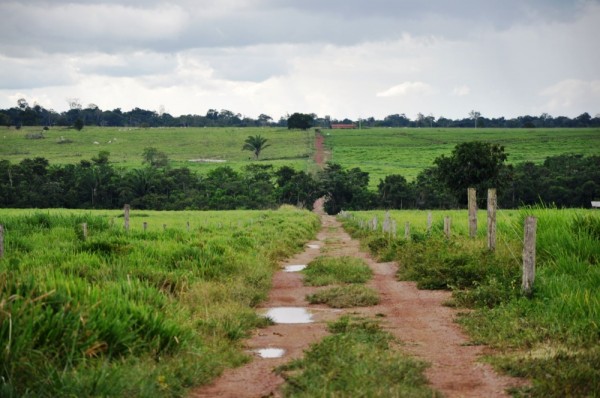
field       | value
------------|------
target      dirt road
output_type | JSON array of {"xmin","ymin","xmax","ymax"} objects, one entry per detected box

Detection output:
[{"xmin": 189, "ymin": 132, "xmax": 525, "ymax": 397}]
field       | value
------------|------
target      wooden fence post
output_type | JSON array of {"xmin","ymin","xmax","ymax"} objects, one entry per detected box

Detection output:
[
  {"xmin": 187, "ymin": 221, "xmax": 190, "ymax": 232},
  {"xmin": 143, "ymin": 222, "xmax": 148, "ymax": 232},
  {"xmin": 427, "ymin": 212, "xmax": 432, "ymax": 234},
  {"xmin": 124, "ymin": 204, "xmax": 130, "ymax": 232},
  {"xmin": 405, "ymin": 222, "xmax": 410, "ymax": 240},
  {"xmin": 522, "ymin": 216, "xmax": 537, "ymax": 297},
  {"xmin": 0, "ymin": 225, "xmax": 4, "ymax": 259},
  {"xmin": 163, "ymin": 224, "xmax": 167, "ymax": 231},
  {"xmin": 81, "ymin": 223, "xmax": 88, "ymax": 240},
  {"xmin": 468, "ymin": 188, "xmax": 477, "ymax": 238},
  {"xmin": 444, "ymin": 217, "xmax": 451, "ymax": 239},
  {"xmin": 487, "ymin": 189, "xmax": 497, "ymax": 251}
]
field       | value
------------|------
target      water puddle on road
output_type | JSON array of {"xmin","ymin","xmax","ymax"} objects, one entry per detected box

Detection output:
[
  {"xmin": 254, "ymin": 348, "xmax": 285, "ymax": 358},
  {"xmin": 263, "ymin": 307, "xmax": 314, "ymax": 324},
  {"xmin": 284, "ymin": 264, "xmax": 307, "ymax": 272}
]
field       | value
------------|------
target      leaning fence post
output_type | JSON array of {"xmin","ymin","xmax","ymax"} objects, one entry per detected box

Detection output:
[
  {"xmin": 487, "ymin": 189, "xmax": 497, "ymax": 251},
  {"xmin": 468, "ymin": 187, "xmax": 477, "ymax": 238},
  {"xmin": 124, "ymin": 204, "xmax": 130, "ymax": 232},
  {"xmin": 522, "ymin": 216, "xmax": 537, "ymax": 297},
  {"xmin": 444, "ymin": 216, "xmax": 451, "ymax": 239},
  {"xmin": 0, "ymin": 225, "xmax": 4, "ymax": 259}
]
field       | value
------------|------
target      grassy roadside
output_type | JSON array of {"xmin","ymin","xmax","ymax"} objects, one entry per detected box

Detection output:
[
  {"xmin": 0, "ymin": 207, "xmax": 320, "ymax": 397},
  {"xmin": 340, "ymin": 208, "xmax": 600, "ymax": 397}
]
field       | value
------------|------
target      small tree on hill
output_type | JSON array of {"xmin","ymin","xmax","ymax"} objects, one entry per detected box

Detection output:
[{"xmin": 243, "ymin": 135, "xmax": 270, "ymax": 159}]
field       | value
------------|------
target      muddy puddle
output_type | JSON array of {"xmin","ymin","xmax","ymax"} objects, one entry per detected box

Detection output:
[
  {"xmin": 253, "ymin": 348, "xmax": 285, "ymax": 358},
  {"xmin": 262, "ymin": 307, "xmax": 314, "ymax": 324},
  {"xmin": 284, "ymin": 264, "xmax": 307, "ymax": 272}
]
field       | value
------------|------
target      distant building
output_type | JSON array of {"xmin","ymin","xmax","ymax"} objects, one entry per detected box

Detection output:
[{"xmin": 331, "ymin": 123, "xmax": 356, "ymax": 129}]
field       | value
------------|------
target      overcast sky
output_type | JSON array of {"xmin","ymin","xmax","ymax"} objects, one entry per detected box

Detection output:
[{"xmin": 1, "ymin": 0, "xmax": 599, "ymax": 120}]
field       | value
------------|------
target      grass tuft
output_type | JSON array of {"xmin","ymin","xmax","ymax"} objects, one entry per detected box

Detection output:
[
  {"xmin": 302, "ymin": 256, "xmax": 372, "ymax": 286},
  {"xmin": 306, "ymin": 285, "xmax": 379, "ymax": 308},
  {"xmin": 277, "ymin": 315, "xmax": 440, "ymax": 397}
]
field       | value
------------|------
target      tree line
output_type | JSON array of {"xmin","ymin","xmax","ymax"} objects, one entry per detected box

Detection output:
[
  {"xmin": 1, "ymin": 144, "xmax": 597, "ymax": 212},
  {"xmin": 1, "ymin": 99, "xmax": 599, "ymax": 129}
]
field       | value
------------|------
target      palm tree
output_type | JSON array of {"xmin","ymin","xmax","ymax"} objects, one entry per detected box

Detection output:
[{"xmin": 242, "ymin": 135, "xmax": 270, "ymax": 159}]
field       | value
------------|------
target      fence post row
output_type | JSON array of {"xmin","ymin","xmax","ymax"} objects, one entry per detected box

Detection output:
[
  {"xmin": 487, "ymin": 189, "xmax": 497, "ymax": 251},
  {"xmin": 468, "ymin": 187, "xmax": 477, "ymax": 238},
  {"xmin": 522, "ymin": 216, "xmax": 537, "ymax": 297},
  {"xmin": 124, "ymin": 204, "xmax": 130, "ymax": 232}
]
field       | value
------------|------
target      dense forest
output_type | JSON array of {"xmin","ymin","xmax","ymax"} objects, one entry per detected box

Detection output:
[
  {"xmin": 1, "ymin": 99, "xmax": 599, "ymax": 129},
  {"xmin": 1, "ymin": 145, "xmax": 597, "ymax": 213}
]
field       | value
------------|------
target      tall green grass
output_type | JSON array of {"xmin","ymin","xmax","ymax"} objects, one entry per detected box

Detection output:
[
  {"xmin": 340, "ymin": 208, "xmax": 600, "ymax": 396},
  {"xmin": 0, "ymin": 207, "xmax": 320, "ymax": 397}
]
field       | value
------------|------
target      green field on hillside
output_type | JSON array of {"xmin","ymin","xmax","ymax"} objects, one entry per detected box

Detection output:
[
  {"xmin": 0, "ymin": 126, "xmax": 315, "ymax": 173},
  {"xmin": 324, "ymin": 127, "xmax": 600, "ymax": 185},
  {"xmin": 2, "ymin": 126, "xmax": 599, "ymax": 189}
]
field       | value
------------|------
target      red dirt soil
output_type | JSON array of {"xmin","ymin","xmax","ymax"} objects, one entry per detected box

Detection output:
[{"xmin": 188, "ymin": 135, "xmax": 527, "ymax": 397}]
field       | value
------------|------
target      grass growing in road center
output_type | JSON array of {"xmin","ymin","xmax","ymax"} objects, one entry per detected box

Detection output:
[
  {"xmin": 302, "ymin": 256, "xmax": 372, "ymax": 286},
  {"xmin": 277, "ymin": 315, "xmax": 440, "ymax": 397}
]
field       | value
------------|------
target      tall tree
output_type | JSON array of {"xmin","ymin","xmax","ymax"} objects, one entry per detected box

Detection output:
[
  {"xmin": 434, "ymin": 141, "xmax": 509, "ymax": 205},
  {"xmin": 469, "ymin": 110, "xmax": 481, "ymax": 128},
  {"xmin": 242, "ymin": 135, "xmax": 270, "ymax": 159},
  {"xmin": 287, "ymin": 113, "xmax": 314, "ymax": 130}
]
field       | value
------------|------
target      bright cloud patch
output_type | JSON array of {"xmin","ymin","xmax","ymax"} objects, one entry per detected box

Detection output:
[
  {"xmin": 540, "ymin": 79, "xmax": 600, "ymax": 114},
  {"xmin": 377, "ymin": 82, "xmax": 434, "ymax": 97},
  {"xmin": 452, "ymin": 85, "xmax": 470, "ymax": 96}
]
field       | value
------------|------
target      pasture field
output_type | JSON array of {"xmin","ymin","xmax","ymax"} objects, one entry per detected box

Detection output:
[
  {"xmin": 324, "ymin": 127, "xmax": 600, "ymax": 185},
  {"xmin": 0, "ymin": 126, "xmax": 315, "ymax": 173},
  {"xmin": 0, "ymin": 207, "xmax": 320, "ymax": 397},
  {"xmin": 341, "ymin": 208, "xmax": 600, "ymax": 396}
]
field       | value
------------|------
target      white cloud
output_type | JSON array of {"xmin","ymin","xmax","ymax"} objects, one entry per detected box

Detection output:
[
  {"xmin": 539, "ymin": 79, "xmax": 600, "ymax": 115},
  {"xmin": 452, "ymin": 85, "xmax": 470, "ymax": 97},
  {"xmin": 377, "ymin": 82, "xmax": 435, "ymax": 97},
  {"xmin": 0, "ymin": 1, "xmax": 598, "ymax": 119}
]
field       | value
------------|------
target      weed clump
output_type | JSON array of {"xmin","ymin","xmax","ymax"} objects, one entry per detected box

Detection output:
[{"xmin": 303, "ymin": 256, "xmax": 372, "ymax": 286}]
